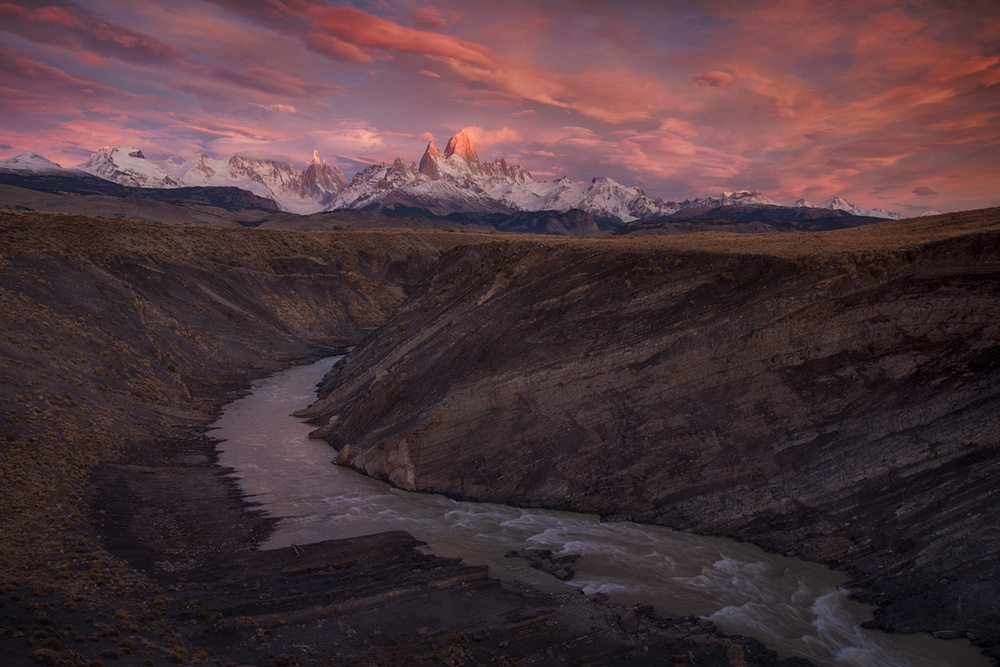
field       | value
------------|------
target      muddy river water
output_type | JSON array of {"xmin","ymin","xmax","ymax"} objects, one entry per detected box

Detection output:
[{"xmin": 211, "ymin": 357, "xmax": 986, "ymax": 667}]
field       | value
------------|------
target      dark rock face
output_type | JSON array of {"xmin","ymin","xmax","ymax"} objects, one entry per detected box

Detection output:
[{"xmin": 305, "ymin": 209, "xmax": 1000, "ymax": 659}]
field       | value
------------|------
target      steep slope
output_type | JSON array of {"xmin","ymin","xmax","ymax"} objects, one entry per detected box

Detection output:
[{"xmin": 303, "ymin": 207, "xmax": 1000, "ymax": 660}]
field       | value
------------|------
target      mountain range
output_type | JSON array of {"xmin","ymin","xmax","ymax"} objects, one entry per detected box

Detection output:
[{"xmin": 0, "ymin": 131, "xmax": 909, "ymax": 226}]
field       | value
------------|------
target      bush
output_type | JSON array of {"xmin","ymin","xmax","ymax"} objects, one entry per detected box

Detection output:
[{"xmin": 718, "ymin": 272, "xmax": 736, "ymax": 284}]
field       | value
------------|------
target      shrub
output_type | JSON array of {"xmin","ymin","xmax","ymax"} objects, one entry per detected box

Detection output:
[{"xmin": 719, "ymin": 272, "xmax": 736, "ymax": 284}]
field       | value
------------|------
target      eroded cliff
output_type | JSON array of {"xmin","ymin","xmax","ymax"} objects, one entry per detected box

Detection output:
[{"xmin": 304, "ymin": 208, "xmax": 1000, "ymax": 658}]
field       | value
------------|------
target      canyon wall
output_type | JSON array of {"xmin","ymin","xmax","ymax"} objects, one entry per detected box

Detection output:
[
  {"xmin": 304, "ymin": 208, "xmax": 1000, "ymax": 656},
  {"xmin": 0, "ymin": 211, "xmax": 480, "ymax": 584}
]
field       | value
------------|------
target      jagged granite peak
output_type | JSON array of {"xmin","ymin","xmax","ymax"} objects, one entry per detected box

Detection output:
[
  {"xmin": 444, "ymin": 130, "xmax": 479, "ymax": 166},
  {"xmin": 79, "ymin": 145, "xmax": 183, "ymax": 189},
  {"xmin": 419, "ymin": 130, "xmax": 485, "ymax": 178},
  {"xmin": 164, "ymin": 149, "xmax": 346, "ymax": 214},
  {"xmin": 0, "ymin": 152, "xmax": 65, "ymax": 172},
  {"xmin": 480, "ymin": 157, "xmax": 532, "ymax": 184},
  {"xmin": 680, "ymin": 190, "xmax": 780, "ymax": 209},
  {"xmin": 418, "ymin": 140, "xmax": 444, "ymax": 178},
  {"xmin": 303, "ymin": 151, "xmax": 347, "ymax": 197}
]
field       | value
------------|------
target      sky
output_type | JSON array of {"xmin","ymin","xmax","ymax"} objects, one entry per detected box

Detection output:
[{"xmin": 1, "ymin": 0, "xmax": 998, "ymax": 214}]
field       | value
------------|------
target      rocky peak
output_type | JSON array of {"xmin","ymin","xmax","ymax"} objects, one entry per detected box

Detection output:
[
  {"xmin": 418, "ymin": 140, "xmax": 444, "ymax": 178},
  {"xmin": 419, "ymin": 131, "xmax": 483, "ymax": 179},
  {"xmin": 303, "ymin": 150, "xmax": 347, "ymax": 195},
  {"xmin": 444, "ymin": 130, "xmax": 479, "ymax": 166},
  {"xmin": 824, "ymin": 195, "xmax": 853, "ymax": 210}
]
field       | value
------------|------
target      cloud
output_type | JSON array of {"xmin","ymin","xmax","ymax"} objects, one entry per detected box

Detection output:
[
  {"xmin": 695, "ymin": 71, "xmax": 736, "ymax": 87},
  {"xmin": 407, "ymin": 7, "xmax": 457, "ymax": 30},
  {"xmin": 210, "ymin": 66, "xmax": 343, "ymax": 97},
  {"xmin": 3, "ymin": 0, "xmax": 999, "ymax": 213},
  {"xmin": 0, "ymin": 1, "xmax": 184, "ymax": 65},
  {"xmin": 0, "ymin": 42, "xmax": 141, "ymax": 113},
  {"xmin": 459, "ymin": 126, "xmax": 520, "ymax": 151}
]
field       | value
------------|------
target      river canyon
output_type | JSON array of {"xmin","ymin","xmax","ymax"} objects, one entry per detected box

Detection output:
[{"xmin": 0, "ymin": 208, "xmax": 997, "ymax": 664}]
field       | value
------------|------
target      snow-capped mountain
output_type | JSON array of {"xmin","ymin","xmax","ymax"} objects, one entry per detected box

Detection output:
[
  {"xmin": 167, "ymin": 150, "xmax": 346, "ymax": 214},
  {"xmin": 78, "ymin": 146, "xmax": 183, "ymax": 189},
  {"xmin": 331, "ymin": 130, "xmax": 680, "ymax": 223},
  {"xmin": 4, "ymin": 134, "xmax": 907, "ymax": 221},
  {"xmin": 678, "ymin": 190, "xmax": 781, "ymax": 209},
  {"xmin": 820, "ymin": 195, "xmax": 904, "ymax": 220},
  {"xmin": 0, "ymin": 152, "xmax": 65, "ymax": 172}
]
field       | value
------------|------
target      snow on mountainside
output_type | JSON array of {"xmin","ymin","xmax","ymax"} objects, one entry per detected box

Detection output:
[
  {"xmin": 820, "ymin": 195, "xmax": 905, "ymax": 220},
  {"xmin": 167, "ymin": 150, "xmax": 346, "ymax": 214},
  {"xmin": 679, "ymin": 190, "xmax": 780, "ymax": 209},
  {"xmin": 78, "ymin": 146, "xmax": 183, "ymax": 189},
  {"xmin": 338, "ymin": 130, "xmax": 679, "ymax": 223},
  {"xmin": 0, "ymin": 152, "xmax": 65, "ymax": 172},
  {"xmin": 5, "ymin": 135, "xmax": 907, "ymax": 221}
]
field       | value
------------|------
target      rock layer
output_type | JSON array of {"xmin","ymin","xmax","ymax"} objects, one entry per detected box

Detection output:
[{"xmin": 304, "ymin": 208, "xmax": 1000, "ymax": 659}]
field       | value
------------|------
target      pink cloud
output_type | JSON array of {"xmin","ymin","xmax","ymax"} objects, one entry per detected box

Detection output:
[
  {"xmin": 0, "ymin": 1, "xmax": 184, "ymax": 65},
  {"xmin": 459, "ymin": 126, "xmax": 520, "ymax": 151},
  {"xmin": 695, "ymin": 71, "xmax": 736, "ymax": 87},
  {"xmin": 210, "ymin": 66, "xmax": 343, "ymax": 98},
  {"xmin": 2, "ymin": 1, "xmax": 997, "ymax": 214},
  {"xmin": 407, "ymin": 7, "xmax": 458, "ymax": 30},
  {"xmin": 293, "ymin": 4, "xmax": 495, "ymax": 68}
]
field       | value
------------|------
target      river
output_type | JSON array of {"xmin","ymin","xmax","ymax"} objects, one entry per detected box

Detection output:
[{"xmin": 211, "ymin": 357, "xmax": 986, "ymax": 667}]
